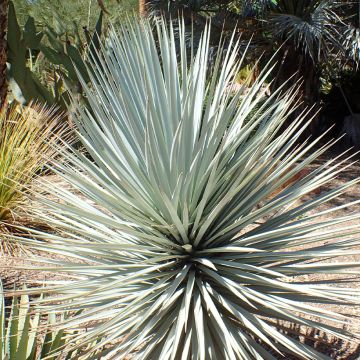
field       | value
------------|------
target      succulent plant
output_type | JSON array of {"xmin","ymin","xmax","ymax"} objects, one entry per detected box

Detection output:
[
  {"xmin": 0, "ymin": 281, "xmax": 77, "ymax": 360},
  {"xmin": 7, "ymin": 1, "xmax": 103, "ymax": 108},
  {"xmin": 14, "ymin": 17, "xmax": 360, "ymax": 359}
]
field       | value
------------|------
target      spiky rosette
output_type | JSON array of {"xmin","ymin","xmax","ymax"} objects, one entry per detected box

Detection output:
[{"xmin": 13, "ymin": 18, "xmax": 360, "ymax": 359}]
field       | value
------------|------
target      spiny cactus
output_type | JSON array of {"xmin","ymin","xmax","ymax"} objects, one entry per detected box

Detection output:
[{"xmin": 6, "ymin": 1, "xmax": 103, "ymax": 108}]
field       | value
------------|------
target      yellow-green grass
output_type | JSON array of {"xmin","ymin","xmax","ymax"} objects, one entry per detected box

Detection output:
[{"xmin": 0, "ymin": 104, "xmax": 62, "ymax": 250}]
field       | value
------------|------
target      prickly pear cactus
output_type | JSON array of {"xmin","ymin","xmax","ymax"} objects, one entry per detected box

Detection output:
[{"xmin": 7, "ymin": 1, "xmax": 103, "ymax": 109}]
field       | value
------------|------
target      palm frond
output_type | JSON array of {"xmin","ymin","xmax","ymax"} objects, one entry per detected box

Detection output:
[
  {"xmin": 268, "ymin": 0, "xmax": 344, "ymax": 62},
  {"xmin": 342, "ymin": 24, "xmax": 360, "ymax": 65}
]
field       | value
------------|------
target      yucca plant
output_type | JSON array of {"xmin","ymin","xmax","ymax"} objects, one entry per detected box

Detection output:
[
  {"xmin": 13, "ymin": 18, "xmax": 360, "ymax": 359},
  {"xmin": 0, "ymin": 282, "xmax": 77, "ymax": 359}
]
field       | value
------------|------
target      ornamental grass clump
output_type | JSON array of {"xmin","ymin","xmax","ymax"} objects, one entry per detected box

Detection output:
[
  {"xmin": 15, "ymin": 18, "xmax": 360, "ymax": 359},
  {"xmin": 0, "ymin": 105, "xmax": 61, "ymax": 247}
]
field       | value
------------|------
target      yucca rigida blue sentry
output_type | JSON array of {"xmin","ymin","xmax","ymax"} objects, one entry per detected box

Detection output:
[{"xmin": 13, "ymin": 17, "xmax": 360, "ymax": 360}]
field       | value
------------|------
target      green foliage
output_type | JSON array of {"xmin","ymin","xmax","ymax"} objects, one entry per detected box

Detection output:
[
  {"xmin": 152, "ymin": 0, "xmax": 276, "ymax": 13},
  {"xmin": 0, "ymin": 282, "xmax": 75, "ymax": 360},
  {"xmin": 343, "ymin": 24, "xmax": 360, "ymax": 65},
  {"xmin": 7, "ymin": 1, "xmax": 104, "ymax": 108},
  {"xmin": 155, "ymin": 0, "xmax": 359, "ymax": 69},
  {"xmin": 14, "ymin": 18, "xmax": 360, "ymax": 359},
  {"xmin": 12, "ymin": 0, "xmax": 138, "ymax": 31},
  {"xmin": 266, "ymin": 1, "xmax": 346, "ymax": 64},
  {"xmin": 156, "ymin": 1, "xmax": 360, "ymax": 97},
  {"xmin": 7, "ymin": 1, "xmax": 53, "ymax": 105}
]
